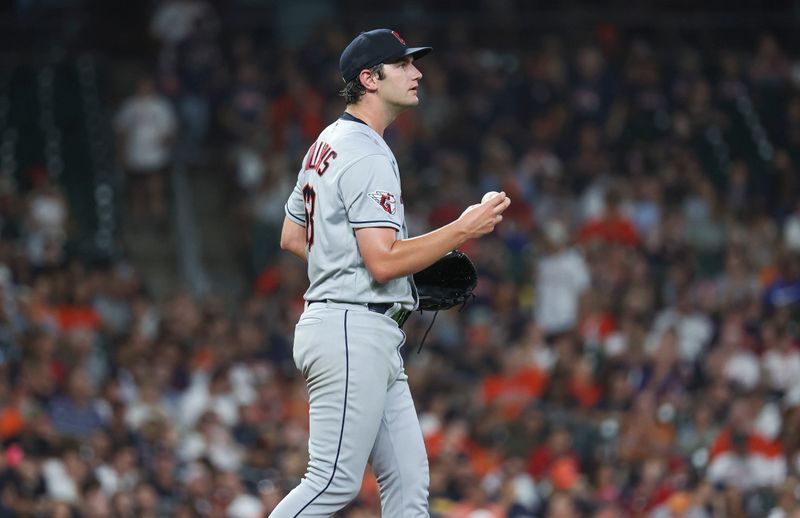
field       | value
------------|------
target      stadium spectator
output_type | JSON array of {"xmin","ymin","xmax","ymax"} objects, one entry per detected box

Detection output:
[{"xmin": 114, "ymin": 76, "xmax": 178, "ymax": 222}]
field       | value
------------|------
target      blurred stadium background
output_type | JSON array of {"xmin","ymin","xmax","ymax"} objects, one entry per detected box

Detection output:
[{"xmin": 1, "ymin": 0, "xmax": 800, "ymax": 516}]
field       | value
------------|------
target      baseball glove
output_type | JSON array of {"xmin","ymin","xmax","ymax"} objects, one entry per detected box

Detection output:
[{"xmin": 413, "ymin": 250, "xmax": 478, "ymax": 311}]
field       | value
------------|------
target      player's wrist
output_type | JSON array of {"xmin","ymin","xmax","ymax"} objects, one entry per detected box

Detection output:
[{"xmin": 447, "ymin": 219, "xmax": 471, "ymax": 247}]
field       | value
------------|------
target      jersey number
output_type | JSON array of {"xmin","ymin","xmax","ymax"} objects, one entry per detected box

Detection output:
[{"xmin": 302, "ymin": 185, "xmax": 316, "ymax": 249}]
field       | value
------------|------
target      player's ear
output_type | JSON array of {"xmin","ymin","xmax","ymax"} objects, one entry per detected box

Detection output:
[{"xmin": 358, "ymin": 68, "xmax": 380, "ymax": 92}]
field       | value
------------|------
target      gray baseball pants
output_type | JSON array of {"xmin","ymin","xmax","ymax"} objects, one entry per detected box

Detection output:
[{"xmin": 269, "ymin": 301, "xmax": 430, "ymax": 517}]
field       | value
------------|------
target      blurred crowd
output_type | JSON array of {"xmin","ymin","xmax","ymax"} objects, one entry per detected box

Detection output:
[{"xmin": 2, "ymin": 0, "xmax": 800, "ymax": 517}]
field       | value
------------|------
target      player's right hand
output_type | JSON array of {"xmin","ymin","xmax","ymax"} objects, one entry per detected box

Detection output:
[{"xmin": 457, "ymin": 191, "xmax": 511, "ymax": 239}]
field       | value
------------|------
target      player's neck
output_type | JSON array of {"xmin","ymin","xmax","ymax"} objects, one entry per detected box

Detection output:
[{"xmin": 345, "ymin": 99, "xmax": 401, "ymax": 137}]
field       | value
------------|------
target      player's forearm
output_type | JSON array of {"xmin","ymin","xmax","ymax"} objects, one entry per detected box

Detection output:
[
  {"xmin": 280, "ymin": 235, "xmax": 308, "ymax": 262},
  {"xmin": 358, "ymin": 194, "xmax": 510, "ymax": 283},
  {"xmin": 370, "ymin": 221, "xmax": 469, "ymax": 283}
]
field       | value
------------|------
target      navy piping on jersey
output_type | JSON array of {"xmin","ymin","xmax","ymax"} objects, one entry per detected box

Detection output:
[
  {"xmin": 349, "ymin": 219, "xmax": 401, "ymax": 230},
  {"xmin": 340, "ymin": 112, "xmax": 368, "ymax": 125},
  {"xmin": 293, "ymin": 310, "xmax": 350, "ymax": 517},
  {"xmin": 286, "ymin": 205, "xmax": 306, "ymax": 224}
]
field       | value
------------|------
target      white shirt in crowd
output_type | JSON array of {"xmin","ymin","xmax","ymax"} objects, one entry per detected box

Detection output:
[
  {"xmin": 763, "ymin": 347, "xmax": 800, "ymax": 393},
  {"xmin": 114, "ymin": 94, "xmax": 177, "ymax": 173},
  {"xmin": 783, "ymin": 210, "xmax": 800, "ymax": 252},
  {"xmin": 707, "ymin": 451, "xmax": 786, "ymax": 491},
  {"xmin": 42, "ymin": 458, "xmax": 79, "ymax": 503},
  {"xmin": 29, "ymin": 192, "xmax": 67, "ymax": 235},
  {"xmin": 535, "ymin": 247, "xmax": 590, "ymax": 334},
  {"xmin": 724, "ymin": 348, "xmax": 761, "ymax": 391},
  {"xmin": 646, "ymin": 309, "xmax": 713, "ymax": 362},
  {"xmin": 149, "ymin": 0, "xmax": 213, "ymax": 46}
]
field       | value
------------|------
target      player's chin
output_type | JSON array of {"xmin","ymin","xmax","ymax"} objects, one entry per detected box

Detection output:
[{"xmin": 394, "ymin": 93, "xmax": 419, "ymax": 109}]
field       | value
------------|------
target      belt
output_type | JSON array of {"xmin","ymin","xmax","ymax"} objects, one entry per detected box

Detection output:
[
  {"xmin": 307, "ymin": 300, "xmax": 410, "ymax": 327},
  {"xmin": 367, "ymin": 302, "xmax": 394, "ymax": 314}
]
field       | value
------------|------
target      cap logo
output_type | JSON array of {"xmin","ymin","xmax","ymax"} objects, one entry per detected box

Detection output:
[{"xmin": 391, "ymin": 31, "xmax": 406, "ymax": 45}]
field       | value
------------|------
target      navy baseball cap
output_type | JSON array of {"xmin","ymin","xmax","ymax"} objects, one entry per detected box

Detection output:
[{"xmin": 339, "ymin": 29, "xmax": 432, "ymax": 83}]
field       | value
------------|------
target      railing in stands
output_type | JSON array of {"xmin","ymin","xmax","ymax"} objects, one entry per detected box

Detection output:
[
  {"xmin": 170, "ymin": 139, "xmax": 210, "ymax": 298},
  {"xmin": 0, "ymin": 69, "xmax": 15, "ymax": 193},
  {"xmin": 75, "ymin": 54, "xmax": 119, "ymax": 256}
]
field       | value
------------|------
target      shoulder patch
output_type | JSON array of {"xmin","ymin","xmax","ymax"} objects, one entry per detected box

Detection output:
[{"xmin": 368, "ymin": 191, "xmax": 397, "ymax": 215}]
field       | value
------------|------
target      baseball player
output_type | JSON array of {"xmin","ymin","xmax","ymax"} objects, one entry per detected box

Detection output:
[{"xmin": 274, "ymin": 28, "xmax": 511, "ymax": 517}]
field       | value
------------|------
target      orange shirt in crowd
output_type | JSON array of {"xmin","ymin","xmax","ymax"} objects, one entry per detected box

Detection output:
[
  {"xmin": 569, "ymin": 375, "xmax": 602, "ymax": 409},
  {"xmin": 480, "ymin": 366, "xmax": 547, "ymax": 420},
  {"xmin": 709, "ymin": 428, "xmax": 784, "ymax": 461},
  {"xmin": 56, "ymin": 305, "xmax": 101, "ymax": 331},
  {"xmin": 579, "ymin": 311, "xmax": 616, "ymax": 343},
  {"xmin": 0, "ymin": 407, "xmax": 24, "ymax": 440},
  {"xmin": 358, "ymin": 467, "xmax": 380, "ymax": 509},
  {"xmin": 527, "ymin": 445, "xmax": 581, "ymax": 481},
  {"xmin": 578, "ymin": 216, "xmax": 640, "ymax": 248}
]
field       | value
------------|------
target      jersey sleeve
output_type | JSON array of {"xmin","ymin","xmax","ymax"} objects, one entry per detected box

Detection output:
[
  {"xmin": 338, "ymin": 154, "xmax": 402, "ymax": 231},
  {"xmin": 285, "ymin": 169, "xmax": 306, "ymax": 227}
]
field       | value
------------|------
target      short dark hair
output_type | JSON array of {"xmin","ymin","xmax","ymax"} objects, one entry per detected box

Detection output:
[{"xmin": 339, "ymin": 63, "xmax": 385, "ymax": 105}]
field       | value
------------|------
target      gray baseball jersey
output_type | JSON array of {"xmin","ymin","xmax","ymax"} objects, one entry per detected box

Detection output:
[
  {"xmin": 273, "ymin": 114, "xmax": 429, "ymax": 517},
  {"xmin": 285, "ymin": 116, "xmax": 417, "ymax": 311}
]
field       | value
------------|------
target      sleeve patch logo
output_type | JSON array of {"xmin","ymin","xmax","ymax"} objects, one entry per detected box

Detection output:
[{"xmin": 368, "ymin": 191, "xmax": 397, "ymax": 215}]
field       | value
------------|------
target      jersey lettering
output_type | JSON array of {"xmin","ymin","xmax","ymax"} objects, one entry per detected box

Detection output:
[
  {"xmin": 302, "ymin": 184, "xmax": 316, "ymax": 248},
  {"xmin": 304, "ymin": 142, "xmax": 316, "ymax": 170},
  {"xmin": 304, "ymin": 140, "xmax": 338, "ymax": 176}
]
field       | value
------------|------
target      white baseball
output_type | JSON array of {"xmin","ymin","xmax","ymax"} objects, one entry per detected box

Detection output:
[{"xmin": 481, "ymin": 190, "xmax": 500, "ymax": 203}]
